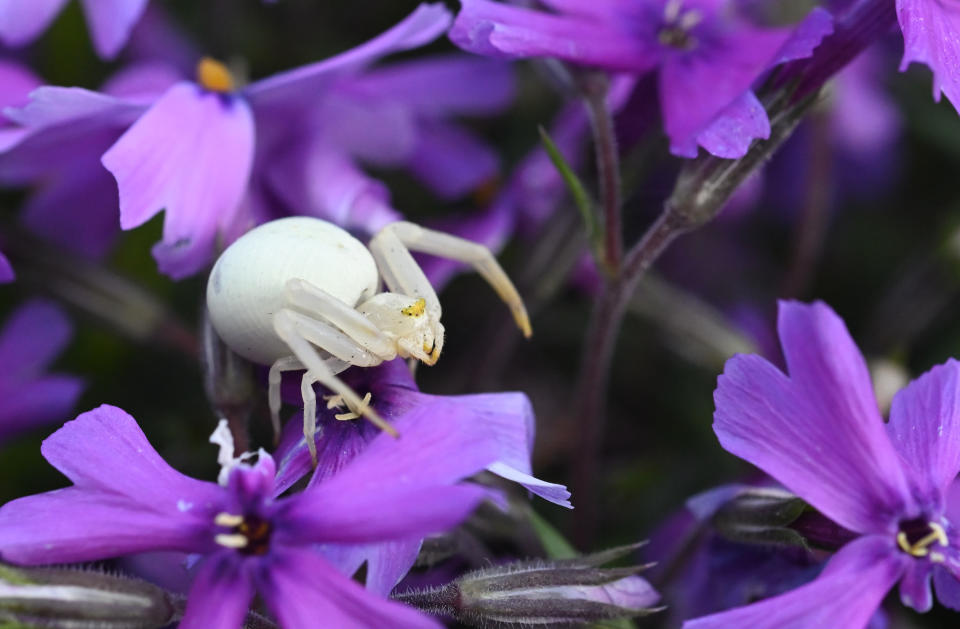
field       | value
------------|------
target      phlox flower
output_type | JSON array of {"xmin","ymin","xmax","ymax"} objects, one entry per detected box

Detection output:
[
  {"xmin": 0, "ymin": 403, "xmax": 505, "ymax": 628},
  {"xmin": 0, "ymin": 249, "xmax": 10, "ymax": 282},
  {"xmin": 0, "ymin": 0, "xmax": 149, "ymax": 59},
  {"xmin": 684, "ymin": 301, "xmax": 960, "ymax": 628},
  {"xmin": 449, "ymin": 0, "xmax": 833, "ymax": 158},
  {"xmin": 270, "ymin": 359, "xmax": 571, "ymax": 595},
  {"xmin": 897, "ymin": 0, "xmax": 960, "ymax": 110},
  {"xmin": 0, "ymin": 300, "xmax": 83, "ymax": 445}
]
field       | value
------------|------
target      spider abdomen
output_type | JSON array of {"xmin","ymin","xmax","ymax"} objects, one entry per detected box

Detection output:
[{"xmin": 207, "ymin": 217, "xmax": 379, "ymax": 364}]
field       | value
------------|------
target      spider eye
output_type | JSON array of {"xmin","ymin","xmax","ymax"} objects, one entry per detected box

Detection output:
[{"xmin": 401, "ymin": 298, "xmax": 427, "ymax": 317}]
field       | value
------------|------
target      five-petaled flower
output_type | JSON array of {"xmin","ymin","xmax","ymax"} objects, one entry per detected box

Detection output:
[
  {"xmin": 684, "ymin": 301, "xmax": 960, "ymax": 628},
  {"xmin": 0, "ymin": 404, "xmax": 505, "ymax": 628}
]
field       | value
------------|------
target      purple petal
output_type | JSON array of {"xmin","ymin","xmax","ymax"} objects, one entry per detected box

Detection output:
[
  {"xmin": 0, "ymin": 299, "xmax": 72, "ymax": 380},
  {"xmin": 450, "ymin": 0, "xmax": 660, "ymax": 72},
  {"xmin": 258, "ymin": 547, "xmax": 442, "ymax": 629},
  {"xmin": 102, "ymin": 83, "xmax": 255, "ymax": 278},
  {"xmin": 318, "ymin": 92, "xmax": 418, "ymax": 165},
  {"xmin": 246, "ymin": 4, "xmax": 452, "ymax": 112},
  {"xmin": 321, "ymin": 540, "xmax": 424, "ymax": 596},
  {"xmin": 0, "ymin": 250, "xmax": 11, "ymax": 282},
  {"xmin": 39, "ymin": 404, "xmax": 222, "ymax": 512},
  {"xmin": 896, "ymin": 0, "xmax": 960, "ymax": 107},
  {"xmin": 691, "ymin": 91, "xmax": 769, "ymax": 159},
  {"xmin": 350, "ymin": 54, "xmax": 514, "ymax": 116},
  {"xmin": 0, "ymin": 0, "xmax": 67, "ymax": 47},
  {"xmin": 79, "ymin": 0, "xmax": 148, "ymax": 59},
  {"xmin": 0, "ymin": 376, "xmax": 84, "ymax": 443},
  {"xmin": 0, "ymin": 487, "xmax": 213, "ymax": 563},
  {"xmin": 0, "ymin": 59, "xmax": 41, "ymax": 115},
  {"xmin": 887, "ymin": 359, "xmax": 960, "ymax": 511},
  {"xmin": 406, "ymin": 119, "xmax": 499, "ymax": 199},
  {"xmin": 101, "ymin": 62, "xmax": 183, "ymax": 102},
  {"xmin": 830, "ymin": 48, "xmax": 901, "ymax": 157},
  {"xmin": 661, "ymin": 9, "xmax": 832, "ymax": 158},
  {"xmin": 934, "ymin": 564, "xmax": 960, "ymax": 611},
  {"xmin": 179, "ymin": 553, "xmax": 255, "ymax": 629},
  {"xmin": 683, "ymin": 535, "xmax": 905, "ymax": 629},
  {"xmin": 899, "ymin": 560, "xmax": 933, "ymax": 612},
  {"xmin": 713, "ymin": 301, "xmax": 914, "ymax": 534},
  {"xmin": 281, "ymin": 400, "xmax": 499, "ymax": 544},
  {"xmin": 4, "ymin": 86, "xmax": 146, "ymax": 129}
]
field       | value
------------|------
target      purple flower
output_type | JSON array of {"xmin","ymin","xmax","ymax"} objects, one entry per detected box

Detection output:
[
  {"xmin": 0, "ymin": 403, "xmax": 503, "ymax": 628},
  {"xmin": 0, "ymin": 300, "xmax": 84, "ymax": 445},
  {"xmin": 0, "ymin": 62, "xmax": 181, "ymax": 258},
  {"xmin": 449, "ymin": 0, "xmax": 833, "ymax": 158},
  {"xmin": 269, "ymin": 359, "xmax": 571, "ymax": 594},
  {"xmin": 0, "ymin": 0, "xmax": 149, "ymax": 59},
  {"xmin": 684, "ymin": 301, "xmax": 960, "ymax": 628},
  {"xmin": 897, "ymin": 0, "xmax": 960, "ymax": 109},
  {"xmin": 0, "ymin": 248, "xmax": 11, "ymax": 282}
]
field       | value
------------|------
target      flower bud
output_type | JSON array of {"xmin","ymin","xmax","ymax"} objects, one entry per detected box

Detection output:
[
  {"xmin": 396, "ymin": 543, "xmax": 661, "ymax": 627},
  {"xmin": 0, "ymin": 563, "xmax": 177, "ymax": 629}
]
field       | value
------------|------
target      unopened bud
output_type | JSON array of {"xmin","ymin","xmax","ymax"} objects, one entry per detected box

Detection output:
[
  {"xmin": 396, "ymin": 543, "xmax": 661, "ymax": 627},
  {"xmin": 0, "ymin": 563, "xmax": 177, "ymax": 629}
]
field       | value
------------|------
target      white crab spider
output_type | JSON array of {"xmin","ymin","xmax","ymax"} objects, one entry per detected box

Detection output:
[{"xmin": 206, "ymin": 217, "xmax": 531, "ymax": 463}]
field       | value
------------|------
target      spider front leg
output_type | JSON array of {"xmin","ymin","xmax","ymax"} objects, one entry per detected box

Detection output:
[
  {"xmin": 273, "ymin": 309, "xmax": 399, "ymax": 465},
  {"xmin": 369, "ymin": 221, "xmax": 532, "ymax": 338}
]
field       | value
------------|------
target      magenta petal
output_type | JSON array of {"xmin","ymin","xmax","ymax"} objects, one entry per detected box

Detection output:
[
  {"xmin": 258, "ymin": 547, "xmax": 442, "ymax": 629},
  {"xmin": 0, "ymin": 250, "xmax": 11, "ymax": 282},
  {"xmin": 713, "ymin": 302, "xmax": 914, "ymax": 534},
  {"xmin": 887, "ymin": 359, "xmax": 960, "ymax": 510},
  {"xmin": 407, "ymin": 120, "xmax": 499, "ymax": 199},
  {"xmin": 683, "ymin": 536, "xmax": 905, "ymax": 629},
  {"xmin": 0, "ymin": 299, "xmax": 71, "ymax": 378},
  {"xmin": 79, "ymin": 0, "xmax": 148, "ymax": 59},
  {"xmin": 179, "ymin": 553, "xmax": 255, "ymax": 629},
  {"xmin": 102, "ymin": 83, "xmax": 255, "ymax": 278},
  {"xmin": 246, "ymin": 4, "xmax": 452, "ymax": 112},
  {"xmin": 690, "ymin": 91, "xmax": 769, "ymax": 159},
  {"xmin": 450, "ymin": 0, "xmax": 661, "ymax": 72},
  {"xmin": 896, "ymin": 0, "xmax": 960, "ymax": 107},
  {"xmin": 40, "ymin": 405, "xmax": 221, "ymax": 509},
  {"xmin": 0, "ymin": 0, "xmax": 68, "ymax": 47}
]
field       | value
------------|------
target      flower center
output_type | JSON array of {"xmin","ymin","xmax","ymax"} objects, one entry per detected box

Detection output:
[
  {"xmin": 896, "ymin": 518, "xmax": 948, "ymax": 560},
  {"xmin": 658, "ymin": 0, "xmax": 702, "ymax": 50},
  {"xmin": 196, "ymin": 57, "xmax": 236, "ymax": 93},
  {"xmin": 214, "ymin": 512, "xmax": 272, "ymax": 555}
]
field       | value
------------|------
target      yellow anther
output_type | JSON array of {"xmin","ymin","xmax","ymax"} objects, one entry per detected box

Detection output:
[
  {"xmin": 335, "ymin": 392, "xmax": 372, "ymax": 421},
  {"xmin": 401, "ymin": 298, "xmax": 426, "ymax": 317},
  {"xmin": 215, "ymin": 533, "xmax": 249, "ymax": 549},
  {"xmin": 897, "ymin": 522, "xmax": 948, "ymax": 557},
  {"xmin": 214, "ymin": 512, "xmax": 245, "ymax": 527},
  {"xmin": 197, "ymin": 57, "xmax": 235, "ymax": 93}
]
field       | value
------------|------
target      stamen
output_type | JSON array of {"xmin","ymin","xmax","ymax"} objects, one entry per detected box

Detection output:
[
  {"xmin": 679, "ymin": 9, "xmax": 703, "ymax": 30},
  {"xmin": 335, "ymin": 392, "xmax": 372, "ymax": 421},
  {"xmin": 215, "ymin": 533, "xmax": 249, "ymax": 549},
  {"xmin": 214, "ymin": 512, "xmax": 245, "ymax": 527},
  {"xmin": 664, "ymin": 0, "xmax": 683, "ymax": 22},
  {"xmin": 401, "ymin": 298, "xmax": 427, "ymax": 317},
  {"xmin": 197, "ymin": 57, "xmax": 235, "ymax": 93},
  {"xmin": 897, "ymin": 521, "xmax": 948, "ymax": 557}
]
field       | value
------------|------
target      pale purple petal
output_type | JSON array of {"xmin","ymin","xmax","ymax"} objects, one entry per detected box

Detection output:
[
  {"xmin": 692, "ymin": 91, "xmax": 769, "ymax": 159},
  {"xmin": 246, "ymin": 3, "xmax": 452, "ymax": 112},
  {"xmin": 407, "ymin": 119, "xmax": 499, "ymax": 199},
  {"xmin": 713, "ymin": 301, "xmax": 914, "ymax": 533},
  {"xmin": 365, "ymin": 540, "xmax": 423, "ymax": 595},
  {"xmin": 887, "ymin": 359, "xmax": 960, "ymax": 511},
  {"xmin": 934, "ymin": 564, "xmax": 960, "ymax": 611},
  {"xmin": 683, "ymin": 536, "xmax": 905, "ymax": 629},
  {"xmin": 0, "ymin": 299, "xmax": 71, "ymax": 379},
  {"xmin": 318, "ymin": 92, "xmax": 417, "ymax": 165},
  {"xmin": 351, "ymin": 54, "xmax": 514, "ymax": 116},
  {"xmin": 0, "ymin": 250, "xmax": 11, "ymax": 282},
  {"xmin": 259, "ymin": 548, "xmax": 442, "ymax": 629},
  {"xmin": 450, "ymin": 0, "xmax": 661, "ymax": 72},
  {"xmin": 179, "ymin": 553, "xmax": 255, "ymax": 629},
  {"xmin": 79, "ymin": 0, "xmax": 148, "ymax": 59},
  {"xmin": 0, "ymin": 0, "xmax": 67, "ymax": 47},
  {"xmin": 4, "ymin": 86, "xmax": 146, "ymax": 129},
  {"xmin": 829, "ymin": 48, "xmax": 900, "ymax": 156},
  {"xmin": 102, "ymin": 83, "xmax": 255, "ymax": 278},
  {"xmin": 101, "ymin": 62, "xmax": 183, "ymax": 102},
  {"xmin": 896, "ymin": 0, "xmax": 960, "ymax": 107},
  {"xmin": 899, "ymin": 560, "xmax": 933, "ymax": 612},
  {"xmin": 0, "ymin": 376, "xmax": 84, "ymax": 442}
]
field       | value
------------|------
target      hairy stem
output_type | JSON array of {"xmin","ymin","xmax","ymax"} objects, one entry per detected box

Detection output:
[{"xmin": 581, "ymin": 72, "xmax": 623, "ymax": 272}]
